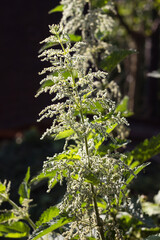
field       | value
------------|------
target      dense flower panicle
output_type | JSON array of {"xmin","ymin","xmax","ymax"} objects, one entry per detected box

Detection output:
[
  {"xmin": 37, "ymin": 24, "xmax": 135, "ymax": 239},
  {"xmin": 60, "ymin": 0, "xmax": 115, "ymax": 73}
]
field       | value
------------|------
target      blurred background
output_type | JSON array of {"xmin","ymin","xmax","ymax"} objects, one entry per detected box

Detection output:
[{"xmin": 0, "ymin": 0, "xmax": 160, "ymax": 223}]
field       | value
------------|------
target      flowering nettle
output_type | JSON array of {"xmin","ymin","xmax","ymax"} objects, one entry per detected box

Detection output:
[
  {"xmin": 37, "ymin": 24, "xmax": 135, "ymax": 239},
  {"xmin": 60, "ymin": 0, "xmax": 115, "ymax": 73}
]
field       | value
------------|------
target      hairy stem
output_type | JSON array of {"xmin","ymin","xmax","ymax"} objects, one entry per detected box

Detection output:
[
  {"xmin": 3, "ymin": 196, "xmax": 36, "ymax": 230},
  {"xmin": 59, "ymin": 33, "xmax": 105, "ymax": 240},
  {"xmin": 79, "ymin": 106, "xmax": 105, "ymax": 240}
]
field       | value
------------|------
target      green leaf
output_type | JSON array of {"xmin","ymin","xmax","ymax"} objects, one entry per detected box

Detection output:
[
  {"xmin": 38, "ymin": 70, "xmax": 71, "ymax": 92},
  {"xmin": 106, "ymin": 123, "xmax": 117, "ymax": 134},
  {"xmin": 125, "ymin": 162, "xmax": 150, "ymax": 186},
  {"xmin": 98, "ymin": 138, "xmax": 129, "ymax": 156},
  {"xmin": 18, "ymin": 167, "xmax": 30, "ymax": 205},
  {"xmin": 36, "ymin": 206, "xmax": 60, "ymax": 227},
  {"xmin": 29, "ymin": 217, "xmax": 74, "ymax": 240},
  {"xmin": 115, "ymin": 96, "xmax": 133, "ymax": 117},
  {"xmin": 119, "ymin": 163, "xmax": 150, "ymax": 204},
  {"xmin": 87, "ymin": 237, "xmax": 97, "ymax": 240},
  {"xmin": 128, "ymin": 133, "xmax": 160, "ymax": 164},
  {"xmin": 100, "ymin": 49, "xmax": 136, "ymax": 73},
  {"xmin": 39, "ymin": 42, "xmax": 60, "ymax": 53},
  {"xmin": 48, "ymin": 5, "xmax": 63, "ymax": 14},
  {"xmin": 142, "ymin": 227, "xmax": 160, "ymax": 238},
  {"xmin": 91, "ymin": 0, "xmax": 109, "ymax": 8},
  {"xmin": 31, "ymin": 170, "xmax": 57, "ymax": 184},
  {"xmin": 68, "ymin": 34, "xmax": 82, "ymax": 42},
  {"xmin": 97, "ymin": 198, "xmax": 107, "ymax": 210},
  {"xmin": 39, "ymin": 79, "xmax": 54, "ymax": 89},
  {"xmin": 144, "ymin": 234, "xmax": 160, "ymax": 240},
  {"xmin": 55, "ymin": 128, "xmax": 75, "ymax": 140},
  {"xmin": 0, "ymin": 211, "xmax": 15, "ymax": 223},
  {"xmin": 0, "ymin": 221, "xmax": 30, "ymax": 238},
  {"xmin": 85, "ymin": 173, "xmax": 100, "ymax": 185},
  {"xmin": 0, "ymin": 183, "xmax": 6, "ymax": 193}
]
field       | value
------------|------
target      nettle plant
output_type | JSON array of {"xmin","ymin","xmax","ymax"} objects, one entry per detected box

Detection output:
[
  {"xmin": 35, "ymin": 24, "xmax": 136, "ymax": 240},
  {"xmin": 1, "ymin": 0, "xmax": 160, "ymax": 240}
]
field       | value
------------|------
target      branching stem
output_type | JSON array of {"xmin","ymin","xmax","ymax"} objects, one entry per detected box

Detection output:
[
  {"xmin": 1, "ymin": 194, "xmax": 36, "ymax": 231},
  {"xmin": 79, "ymin": 97, "xmax": 105, "ymax": 240},
  {"xmin": 58, "ymin": 32, "xmax": 105, "ymax": 240}
]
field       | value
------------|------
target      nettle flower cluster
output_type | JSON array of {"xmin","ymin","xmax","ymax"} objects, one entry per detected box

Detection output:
[
  {"xmin": 60, "ymin": 0, "xmax": 115, "ymax": 73},
  {"xmin": 37, "ymin": 25, "xmax": 134, "ymax": 239}
]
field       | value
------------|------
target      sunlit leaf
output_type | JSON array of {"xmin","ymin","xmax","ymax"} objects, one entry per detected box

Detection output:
[
  {"xmin": 29, "ymin": 217, "xmax": 74, "ymax": 240},
  {"xmin": 55, "ymin": 128, "xmax": 75, "ymax": 140},
  {"xmin": 125, "ymin": 162, "xmax": 150, "ymax": 186},
  {"xmin": 0, "ymin": 183, "xmax": 6, "ymax": 193},
  {"xmin": 116, "ymin": 96, "xmax": 133, "ymax": 117},
  {"xmin": 106, "ymin": 123, "xmax": 118, "ymax": 134},
  {"xmin": 128, "ymin": 133, "xmax": 160, "ymax": 164},
  {"xmin": 36, "ymin": 206, "xmax": 60, "ymax": 227},
  {"xmin": 91, "ymin": 0, "xmax": 109, "ymax": 8},
  {"xmin": 0, "ymin": 211, "xmax": 15, "ymax": 224},
  {"xmin": 31, "ymin": 170, "xmax": 57, "ymax": 184},
  {"xmin": 0, "ymin": 221, "xmax": 30, "ymax": 238},
  {"xmin": 119, "ymin": 163, "xmax": 150, "ymax": 204},
  {"xmin": 18, "ymin": 167, "xmax": 30, "ymax": 205},
  {"xmin": 48, "ymin": 5, "xmax": 63, "ymax": 14},
  {"xmin": 68, "ymin": 34, "xmax": 82, "ymax": 42},
  {"xmin": 97, "ymin": 198, "xmax": 107, "ymax": 209}
]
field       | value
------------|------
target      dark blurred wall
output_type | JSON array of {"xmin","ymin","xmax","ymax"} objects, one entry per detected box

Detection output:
[{"xmin": 0, "ymin": 0, "xmax": 60, "ymax": 137}]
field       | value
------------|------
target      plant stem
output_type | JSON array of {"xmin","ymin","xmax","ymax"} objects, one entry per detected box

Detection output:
[
  {"xmin": 4, "ymin": 196, "xmax": 36, "ymax": 230},
  {"xmin": 79, "ymin": 109, "xmax": 105, "ymax": 240},
  {"xmin": 59, "ymin": 33, "xmax": 105, "ymax": 240},
  {"xmin": 91, "ymin": 185, "xmax": 105, "ymax": 240},
  {"xmin": 25, "ymin": 216, "xmax": 36, "ymax": 230}
]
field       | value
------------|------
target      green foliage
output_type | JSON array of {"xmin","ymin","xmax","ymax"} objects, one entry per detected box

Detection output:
[
  {"xmin": 55, "ymin": 128, "xmax": 75, "ymax": 140},
  {"xmin": 18, "ymin": 167, "xmax": 31, "ymax": 205},
  {"xmin": 115, "ymin": 0, "xmax": 160, "ymax": 36},
  {"xmin": 0, "ymin": 182, "xmax": 6, "ymax": 193},
  {"xmin": 30, "ymin": 217, "xmax": 74, "ymax": 240},
  {"xmin": 100, "ymin": 49, "xmax": 136, "ymax": 73},
  {"xmin": 48, "ymin": 5, "xmax": 63, "ymax": 14},
  {"xmin": 36, "ymin": 206, "xmax": 60, "ymax": 227},
  {"xmin": 126, "ymin": 133, "xmax": 160, "ymax": 167},
  {"xmin": 68, "ymin": 34, "xmax": 82, "ymax": 42},
  {"xmin": 0, "ymin": 221, "xmax": 30, "ymax": 238},
  {"xmin": 145, "ymin": 234, "xmax": 160, "ymax": 240},
  {"xmin": 91, "ymin": 0, "xmax": 109, "ymax": 8},
  {"xmin": 0, "ymin": 211, "xmax": 15, "ymax": 223},
  {"xmin": 115, "ymin": 96, "xmax": 133, "ymax": 117},
  {"xmin": 35, "ymin": 22, "xmax": 147, "ymax": 239}
]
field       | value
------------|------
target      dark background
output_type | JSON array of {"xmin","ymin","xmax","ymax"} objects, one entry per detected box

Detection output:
[{"xmin": 0, "ymin": 0, "xmax": 60, "ymax": 137}]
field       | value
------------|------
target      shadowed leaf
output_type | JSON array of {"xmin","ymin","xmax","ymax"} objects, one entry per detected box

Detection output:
[{"xmin": 100, "ymin": 49, "xmax": 136, "ymax": 73}]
